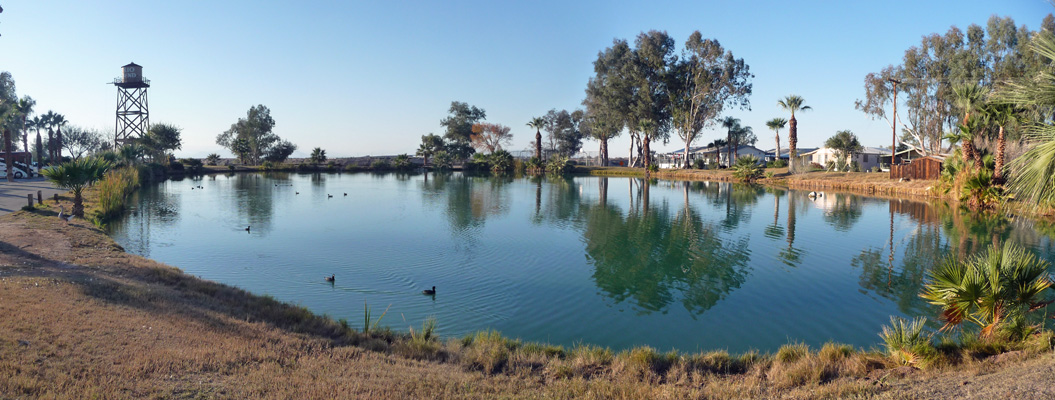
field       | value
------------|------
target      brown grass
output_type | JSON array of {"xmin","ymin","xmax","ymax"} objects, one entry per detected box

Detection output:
[{"xmin": 2, "ymin": 189, "xmax": 1053, "ymax": 399}]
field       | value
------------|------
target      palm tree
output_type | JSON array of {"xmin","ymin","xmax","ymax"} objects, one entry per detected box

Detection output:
[
  {"xmin": 921, "ymin": 242, "xmax": 1051, "ymax": 337},
  {"xmin": 41, "ymin": 111, "xmax": 55, "ymax": 163},
  {"xmin": 777, "ymin": 95, "xmax": 812, "ymax": 173},
  {"xmin": 731, "ymin": 125, "xmax": 754, "ymax": 161},
  {"xmin": 952, "ymin": 83, "xmax": 989, "ymax": 166},
  {"xmin": 708, "ymin": 138, "xmax": 727, "ymax": 167},
  {"xmin": 527, "ymin": 117, "xmax": 545, "ymax": 161},
  {"xmin": 309, "ymin": 147, "xmax": 326, "ymax": 167},
  {"xmin": 41, "ymin": 157, "xmax": 111, "ymax": 218},
  {"xmin": 51, "ymin": 113, "xmax": 67, "ymax": 162},
  {"xmin": 30, "ymin": 115, "xmax": 43, "ymax": 164},
  {"xmin": 16, "ymin": 96, "xmax": 35, "ymax": 155},
  {"xmin": 118, "ymin": 143, "xmax": 146, "ymax": 166},
  {"xmin": 984, "ymin": 103, "xmax": 1019, "ymax": 182},
  {"xmin": 720, "ymin": 116, "xmax": 739, "ymax": 167},
  {"xmin": 0, "ymin": 101, "xmax": 18, "ymax": 182},
  {"xmin": 766, "ymin": 118, "xmax": 788, "ymax": 165},
  {"xmin": 416, "ymin": 134, "xmax": 443, "ymax": 167},
  {"xmin": 1001, "ymin": 33, "xmax": 1055, "ymax": 206}
]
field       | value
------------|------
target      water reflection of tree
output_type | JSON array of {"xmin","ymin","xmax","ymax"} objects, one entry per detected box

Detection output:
[
  {"xmin": 420, "ymin": 173, "xmax": 511, "ymax": 232},
  {"xmin": 764, "ymin": 188, "xmax": 785, "ymax": 240},
  {"xmin": 683, "ymin": 181, "xmax": 763, "ymax": 230},
  {"xmin": 233, "ymin": 173, "xmax": 274, "ymax": 233},
  {"xmin": 778, "ymin": 192, "xmax": 806, "ymax": 267},
  {"xmin": 582, "ymin": 184, "xmax": 751, "ymax": 315},
  {"xmin": 538, "ymin": 175, "xmax": 582, "ymax": 224},
  {"xmin": 851, "ymin": 223, "xmax": 943, "ymax": 317},
  {"xmin": 822, "ymin": 193, "xmax": 863, "ymax": 232}
]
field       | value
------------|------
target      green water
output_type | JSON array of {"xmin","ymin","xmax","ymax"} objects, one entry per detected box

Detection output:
[{"xmin": 108, "ymin": 172, "xmax": 1055, "ymax": 353}]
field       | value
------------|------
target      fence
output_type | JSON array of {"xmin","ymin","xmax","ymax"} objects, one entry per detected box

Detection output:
[{"xmin": 889, "ymin": 157, "xmax": 943, "ymax": 180}]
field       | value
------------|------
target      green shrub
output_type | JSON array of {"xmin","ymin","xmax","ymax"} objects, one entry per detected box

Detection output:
[
  {"xmin": 432, "ymin": 151, "xmax": 453, "ymax": 170},
  {"xmin": 879, "ymin": 316, "xmax": 935, "ymax": 366},
  {"xmin": 370, "ymin": 159, "xmax": 391, "ymax": 170},
  {"xmin": 546, "ymin": 156, "xmax": 571, "ymax": 175},
  {"xmin": 205, "ymin": 153, "xmax": 221, "ymax": 166},
  {"xmin": 392, "ymin": 154, "xmax": 413, "ymax": 170},
  {"xmin": 766, "ymin": 159, "xmax": 787, "ymax": 168},
  {"xmin": 693, "ymin": 158, "xmax": 707, "ymax": 169},
  {"xmin": 488, "ymin": 150, "xmax": 514, "ymax": 174},
  {"xmin": 178, "ymin": 158, "xmax": 204, "ymax": 174},
  {"xmin": 525, "ymin": 157, "xmax": 544, "ymax": 173},
  {"xmin": 732, "ymin": 155, "xmax": 763, "ymax": 182},
  {"xmin": 921, "ymin": 243, "xmax": 1051, "ymax": 337}
]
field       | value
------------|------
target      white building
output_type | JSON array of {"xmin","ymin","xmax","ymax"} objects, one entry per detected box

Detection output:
[{"xmin": 798, "ymin": 146, "xmax": 891, "ymax": 171}]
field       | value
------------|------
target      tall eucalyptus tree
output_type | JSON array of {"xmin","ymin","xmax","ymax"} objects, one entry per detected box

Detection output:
[
  {"xmin": 584, "ymin": 39, "xmax": 634, "ymax": 166},
  {"xmin": 629, "ymin": 30, "xmax": 676, "ymax": 171},
  {"xmin": 668, "ymin": 32, "xmax": 752, "ymax": 168}
]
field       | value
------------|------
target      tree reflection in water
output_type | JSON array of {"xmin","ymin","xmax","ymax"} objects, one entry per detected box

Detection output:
[{"xmin": 583, "ymin": 180, "xmax": 751, "ymax": 316}]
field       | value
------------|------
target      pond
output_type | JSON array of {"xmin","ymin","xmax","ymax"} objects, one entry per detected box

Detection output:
[{"xmin": 108, "ymin": 172, "xmax": 1055, "ymax": 354}]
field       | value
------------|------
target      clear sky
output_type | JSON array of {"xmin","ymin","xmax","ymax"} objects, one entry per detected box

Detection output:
[{"xmin": 1, "ymin": 1, "xmax": 1050, "ymax": 158}]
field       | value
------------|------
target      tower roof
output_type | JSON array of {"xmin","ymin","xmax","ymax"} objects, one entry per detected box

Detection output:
[{"xmin": 122, "ymin": 62, "xmax": 141, "ymax": 68}]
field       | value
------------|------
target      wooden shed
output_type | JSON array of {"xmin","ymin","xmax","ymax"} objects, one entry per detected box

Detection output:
[{"xmin": 889, "ymin": 155, "xmax": 944, "ymax": 180}]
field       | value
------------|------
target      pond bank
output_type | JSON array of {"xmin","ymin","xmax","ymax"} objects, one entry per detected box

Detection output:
[
  {"xmin": 2, "ymin": 184, "xmax": 1053, "ymax": 398},
  {"xmin": 579, "ymin": 166, "xmax": 1055, "ymax": 221}
]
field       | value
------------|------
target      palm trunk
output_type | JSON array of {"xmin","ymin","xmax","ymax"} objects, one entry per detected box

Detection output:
[
  {"xmin": 4, "ymin": 127, "xmax": 13, "ymax": 182},
  {"xmin": 35, "ymin": 132, "xmax": 42, "ymax": 164},
  {"xmin": 994, "ymin": 126, "xmax": 1006, "ymax": 182},
  {"xmin": 22, "ymin": 117, "xmax": 29, "ymax": 154},
  {"xmin": 47, "ymin": 129, "xmax": 54, "ymax": 163},
  {"xmin": 535, "ymin": 129, "xmax": 542, "ymax": 160},
  {"xmin": 73, "ymin": 189, "xmax": 84, "ymax": 218},
  {"xmin": 775, "ymin": 132, "xmax": 781, "ymax": 167},
  {"xmin": 962, "ymin": 139, "xmax": 978, "ymax": 169},
  {"xmin": 726, "ymin": 132, "xmax": 732, "ymax": 167},
  {"xmin": 789, "ymin": 116, "xmax": 798, "ymax": 173},
  {"xmin": 56, "ymin": 126, "xmax": 63, "ymax": 162}
]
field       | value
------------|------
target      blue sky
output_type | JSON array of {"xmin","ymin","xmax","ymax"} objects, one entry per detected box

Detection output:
[{"xmin": 1, "ymin": 0, "xmax": 1049, "ymax": 158}]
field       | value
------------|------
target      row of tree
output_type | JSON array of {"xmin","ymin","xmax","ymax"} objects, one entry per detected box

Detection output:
[{"xmin": 425, "ymin": 31, "xmax": 815, "ymax": 174}]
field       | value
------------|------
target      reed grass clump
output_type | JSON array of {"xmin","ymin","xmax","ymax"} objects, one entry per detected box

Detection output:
[
  {"xmin": 461, "ymin": 330, "xmax": 519, "ymax": 374},
  {"xmin": 94, "ymin": 167, "xmax": 141, "ymax": 222}
]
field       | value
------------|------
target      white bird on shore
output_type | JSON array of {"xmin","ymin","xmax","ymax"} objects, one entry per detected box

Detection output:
[{"xmin": 58, "ymin": 206, "xmax": 74, "ymax": 223}]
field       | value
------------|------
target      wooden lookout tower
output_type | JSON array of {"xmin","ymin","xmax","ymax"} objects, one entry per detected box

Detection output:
[{"xmin": 113, "ymin": 62, "xmax": 150, "ymax": 147}]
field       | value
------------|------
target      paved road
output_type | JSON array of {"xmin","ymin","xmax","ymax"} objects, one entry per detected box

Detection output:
[{"xmin": 0, "ymin": 177, "xmax": 66, "ymax": 216}]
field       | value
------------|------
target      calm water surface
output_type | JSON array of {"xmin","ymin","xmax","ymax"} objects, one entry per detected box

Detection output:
[{"xmin": 109, "ymin": 172, "xmax": 1055, "ymax": 353}]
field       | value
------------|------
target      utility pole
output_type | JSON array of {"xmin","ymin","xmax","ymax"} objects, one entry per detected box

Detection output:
[{"xmin": 887, "ymin": 78, "xmax": 901, "ymax": 176}]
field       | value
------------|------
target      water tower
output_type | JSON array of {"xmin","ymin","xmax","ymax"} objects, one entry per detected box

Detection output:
[{"xmin": 113, "ymin": 62, "xmax": 150, "ymax": 147}]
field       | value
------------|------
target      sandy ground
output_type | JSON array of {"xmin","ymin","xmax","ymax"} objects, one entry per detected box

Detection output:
[{"xmin": 0, "ymin": 177, "xmax": 65, "ymax": 215}]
